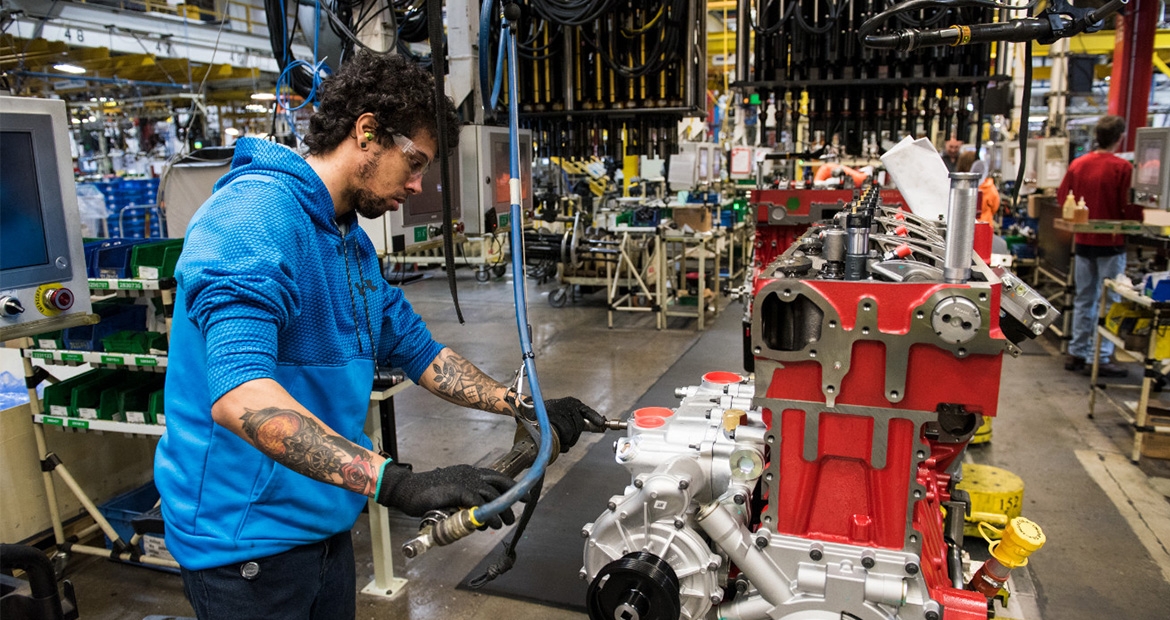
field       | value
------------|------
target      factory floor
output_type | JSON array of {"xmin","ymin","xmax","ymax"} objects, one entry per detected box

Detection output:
[{"xmin": 40, "ymin": 267, "xmax": 1170, "ymax": 620}]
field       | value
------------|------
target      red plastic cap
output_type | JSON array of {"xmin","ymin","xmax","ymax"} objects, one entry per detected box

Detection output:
[{"xmin": 634, "ymin": 406, "xmax": 675, "ymax": 419}]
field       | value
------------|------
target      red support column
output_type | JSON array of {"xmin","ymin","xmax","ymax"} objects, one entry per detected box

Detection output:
[{"xmin": 1107, "ymin": 0, "xmax": 1159, "ymax": 151}]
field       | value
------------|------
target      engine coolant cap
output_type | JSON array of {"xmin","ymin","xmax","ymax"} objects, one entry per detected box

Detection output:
[{"xmin": 991, "ymin": 517, "xmax": 1046, "ymax": 568}]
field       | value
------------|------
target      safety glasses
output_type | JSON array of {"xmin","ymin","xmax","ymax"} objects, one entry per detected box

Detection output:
[{"xmin": 392, "ymin": 134, "xmax": 433, "ymax": 180}]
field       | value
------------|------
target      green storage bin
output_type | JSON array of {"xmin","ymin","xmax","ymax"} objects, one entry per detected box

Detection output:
[
  {"xmin": 115, "ymin": 375, "xmax": 166, "ymax": 424},
  {"xmin": 102, "ymin": 330, "xmax": 168, "ymax": 354},
  {"xmin": 41, "ymin": 369, "xmax": 117, "ymax": 418},
  {"xmin": 131, "ymin": 239, "xmax": 184, "ymax": 279},
  {"xmin": 148, "ymin": 388, "xmax": 166, "ymax": 426},
  {"xmin": 42, "ymin": 370, "xmax": 104, "ymax": 418},
  {"xmin": 71, "ymin": 369, "xmax": 130, "ymax": 420},
  {"xmin": 32, "ymin": 330, "xmax": 64, "ymax": 350}
]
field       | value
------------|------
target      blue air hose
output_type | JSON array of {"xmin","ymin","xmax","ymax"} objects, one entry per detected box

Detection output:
[
  {"xmin": 468, "ymin": 7, "xmax": 554, "ymax": 528},
  {"xmin": 400, "ymin": 5, "xmax": 553, "ymax": 558}
]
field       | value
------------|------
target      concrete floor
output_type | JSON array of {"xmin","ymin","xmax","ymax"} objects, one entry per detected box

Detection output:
[{"xmin": 40, "ymin": 267, "xmax": 1170, "ymax": 619}]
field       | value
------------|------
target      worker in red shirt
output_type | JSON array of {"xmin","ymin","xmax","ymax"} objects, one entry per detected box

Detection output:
[{"xmin": 1057, "ymin": 115, "xmax": 1143, "ymax": 377}]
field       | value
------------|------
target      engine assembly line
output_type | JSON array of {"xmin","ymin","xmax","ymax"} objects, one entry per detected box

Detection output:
[{"xmin": 580, "ymin": 177, "xmax": 1059, "ymax": 620}]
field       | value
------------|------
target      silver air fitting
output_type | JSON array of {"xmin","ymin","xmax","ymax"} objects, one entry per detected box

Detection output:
[{"xmin": 943, "ymin": 172, "xmax": 980, "ymax": 284}]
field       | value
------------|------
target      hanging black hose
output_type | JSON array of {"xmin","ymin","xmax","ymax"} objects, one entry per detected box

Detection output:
[
  {"xmin": 264, "ymin": 0, "xmax": 315, "ymax": 99},
  {"xmin": 426, "ymin": 0, "xmax": 463, "ymax": 323},
  {"xmin": 1013, "ymin": 38, "xmax": 1033, "ymax": 213}
]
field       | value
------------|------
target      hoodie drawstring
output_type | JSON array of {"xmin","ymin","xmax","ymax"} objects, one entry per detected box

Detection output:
[{"xmin": 339, "ymin": 236, "xmax": 366, "ymax": 355}]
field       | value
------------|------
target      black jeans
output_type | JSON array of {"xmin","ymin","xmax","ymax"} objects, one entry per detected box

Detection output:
[{"xmin": 180, "ymin": 530, "xmax": 355, "ymax": 620}]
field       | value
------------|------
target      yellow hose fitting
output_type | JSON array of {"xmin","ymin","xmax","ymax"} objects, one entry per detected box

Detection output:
[
  {"xmin": 468, "ymin": 507, "xmax": 485, "ymax": 528},
  {"xmin": 952, "ymin": 25, "xmax": 972, "ymax": 46},
  {"xmin": 988, "ymin": 517, "xmax": 1046, "ymax": 569},
  {"xmin": 722, "ymin": 409, "xmax": 746, "ymax": 433}
]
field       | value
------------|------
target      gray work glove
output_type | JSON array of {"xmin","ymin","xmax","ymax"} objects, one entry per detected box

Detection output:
[
  {"xmin": 539, "ymin": 397, "xmax": 605, "ymax": 453},
  {"xmin": 375, "ymin": 463, "xmax": 517, "ymax": 529}
]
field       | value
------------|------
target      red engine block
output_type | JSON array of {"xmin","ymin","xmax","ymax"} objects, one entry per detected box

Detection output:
[{"xmin": 750, "ymin": 230, "xmax": 1004, "ymax": 619}]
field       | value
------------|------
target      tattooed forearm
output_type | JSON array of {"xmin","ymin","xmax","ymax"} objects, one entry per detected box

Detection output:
[
  {"xmin": 427, "ymin": 350, "xmax": 510, "ymax": 413},
  {"xmin": 240, "ymin": 407, "xmax": 378, "ymax": 496}
]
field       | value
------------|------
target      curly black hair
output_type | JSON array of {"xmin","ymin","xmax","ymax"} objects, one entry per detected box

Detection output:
[{"xmin": 303, "ymin": 51, "xmax": 461, "ymax": 156}]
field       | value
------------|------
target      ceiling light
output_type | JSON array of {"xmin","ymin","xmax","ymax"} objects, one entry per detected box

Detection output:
[
  {"xmin": 224, "ymin": 127, "xmax": 240, "ymax": 136},
  {"xmin": 250, "ymin": 92, "xmax": 276, "ymax": 101},
  {"xmin": 53, "ymin": 63, "xmax": 86, "ymax": 75}
]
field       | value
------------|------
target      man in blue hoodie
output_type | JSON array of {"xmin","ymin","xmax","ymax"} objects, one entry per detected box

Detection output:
[{"xmin": 154, "ymin": 51, "xmax": 603, "ymax": 619}]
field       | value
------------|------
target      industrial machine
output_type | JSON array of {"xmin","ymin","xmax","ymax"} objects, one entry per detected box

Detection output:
[
  {"xmin": 1002, "ymin": 138, "xmax": 1069, "ymax": 191},
  {"xmin": 670, "ymin": 142, "xmax": 720, "ymax": 190},
  {"xmin": 1132, "ymin": 127, "xmax": 1170, "ymax": 209},
  {"xmin": 582, "ymin": 176, "xmax": 1056, "ymax": 619},
  {"xmin": 0, "ymin": 95, "xmax": 95, "ymax": 341}
]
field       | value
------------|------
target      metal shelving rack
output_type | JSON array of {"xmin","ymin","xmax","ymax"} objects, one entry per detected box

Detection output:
[
  {"xmin": 20, "ymin": 277, "xmax": 179, "ymax": 570},
  {"xmin": 21, "ymin": 276, "xmax": 416, "ymax": 597},
  {"xmin": 1088, "ymin": 278, "xmax": 1170, "ymax": 462}
]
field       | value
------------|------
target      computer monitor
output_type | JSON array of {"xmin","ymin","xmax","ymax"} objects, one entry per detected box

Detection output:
[
  {"xmin": 481, "ymin": 125, "xmax": 532, "ymax": 226},
  {"xmin": 1133, "ymin": 127, "xmax": 1170, "ymax": 202},
  {"xmin": 0, "ymin": 96, "xmax": 94, "ymax": 340}
]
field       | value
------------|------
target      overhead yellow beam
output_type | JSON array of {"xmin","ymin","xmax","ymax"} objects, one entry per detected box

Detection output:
[
  {"xmin": 1154, "ymin": 54, "xmax": 1170, "ymax": 81},
  {"xmin": 1034, "ymin": 29, "xmax": 1170, "ymax": 56}
]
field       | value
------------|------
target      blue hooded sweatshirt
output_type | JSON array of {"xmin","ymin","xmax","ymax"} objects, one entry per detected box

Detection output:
[{"xmin": 154, "ymin": 137, "xmax": 444, "ymax": 570}]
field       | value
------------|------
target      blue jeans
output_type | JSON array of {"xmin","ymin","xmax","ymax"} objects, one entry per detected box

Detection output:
[
  {"xmin": 1069, "ymin": 252, "xmax": 1127, "ymax": 362},
  {"xmin": 181, "ymin": 530, "xmax": 355, "ymax": 620}
]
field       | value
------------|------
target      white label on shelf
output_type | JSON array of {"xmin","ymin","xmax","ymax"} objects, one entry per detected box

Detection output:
[
  {"xmin": 156, "ymin": 413, "xmax": 166, "ymax": 425},
  {"xmin": 139, "ymin": 266, "xmax": 160, "ymax": 279},
  {"xmin": 77, "ymin": 408, "xmax": 98, "ymax": 420},
  {"xmin": 38, "ymin": 340, "xmax": 58, "ymax": 349},
  {"xmin": 50, "ymin": 405, "xmax": 68, "ymax": 417},
  {"xmin": 143, "ymin": 535, "xmax": 175, "ymax": 562},
  {"xmin": 126, "ymin": 411, "xmax": 146, "ymax": 424}
]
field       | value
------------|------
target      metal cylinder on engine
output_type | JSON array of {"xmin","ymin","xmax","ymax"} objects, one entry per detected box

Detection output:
[
  {"xmin": 844, "ymin": 210, "xmax": 870, "ymax": 280},
  {"xmin": 944, "ymin": 172, "xmax": 980, "ymax": 283}
]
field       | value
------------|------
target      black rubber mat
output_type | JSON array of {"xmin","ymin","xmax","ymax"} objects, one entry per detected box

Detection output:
[{"xmin": 457, "ymin": 308, "xmax": 745, "ymax": 609}]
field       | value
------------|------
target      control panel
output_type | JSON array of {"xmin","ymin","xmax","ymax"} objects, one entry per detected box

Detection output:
[{"xmin": 0, "ymin": 95, "xmax": 94, "ymax": 340}]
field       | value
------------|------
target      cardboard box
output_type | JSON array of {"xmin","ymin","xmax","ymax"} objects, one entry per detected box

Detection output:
[
  {"xmin": 1029, "ymin": 196, "xmax": 1057, "ymax": 221},
  {"xmin": 1139, "ymin": 417, "xmax": 1170, "ymax": 460},
  {"xmin": 1143, "ymin": 208, "xmax": 1170, "ymax": 227},
  {"xmin": 672, "ymin": 207, "xmax": 712, "ymax": 232}
]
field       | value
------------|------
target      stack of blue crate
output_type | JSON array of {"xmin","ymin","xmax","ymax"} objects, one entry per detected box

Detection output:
[{"xmin": 97, "ymin": 178, "xmax": 163, "ymax": 239}]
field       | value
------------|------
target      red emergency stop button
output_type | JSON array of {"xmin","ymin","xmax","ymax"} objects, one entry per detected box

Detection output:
[{"xmin": 43, "ymin": 288, "xmax": 74, "ymax": 311}]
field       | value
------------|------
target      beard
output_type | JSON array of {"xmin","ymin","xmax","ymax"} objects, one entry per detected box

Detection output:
[
  {"xmin": 350, "ymin": 187, "xmax": 397, "ymax": 219},
  {"xmin": 346, "ymin": 149, "xmax": 400, "ymax": 219}
]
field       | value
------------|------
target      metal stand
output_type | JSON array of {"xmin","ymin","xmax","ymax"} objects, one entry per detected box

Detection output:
[
  {"xmin": 361, "ymin": 379, "xmax": 413, "ymax": 599},
  {"xmin": 1088, "ymin": 279, "xmax": 1170, "ymax": 462},
  {"xmin": 607, "ymin": 229, "xmax": 666, "ymax": 329},
  {"xmin": 384, "ymin": 231, "xmax": 510, "ymax": 282},
  {"xmin": 663, "ymin": 229, "xmax": 724, "ymax": 330},
  {"xmin": 21, "ymin": 355, "xmax": 179, "ymax": 570}
]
